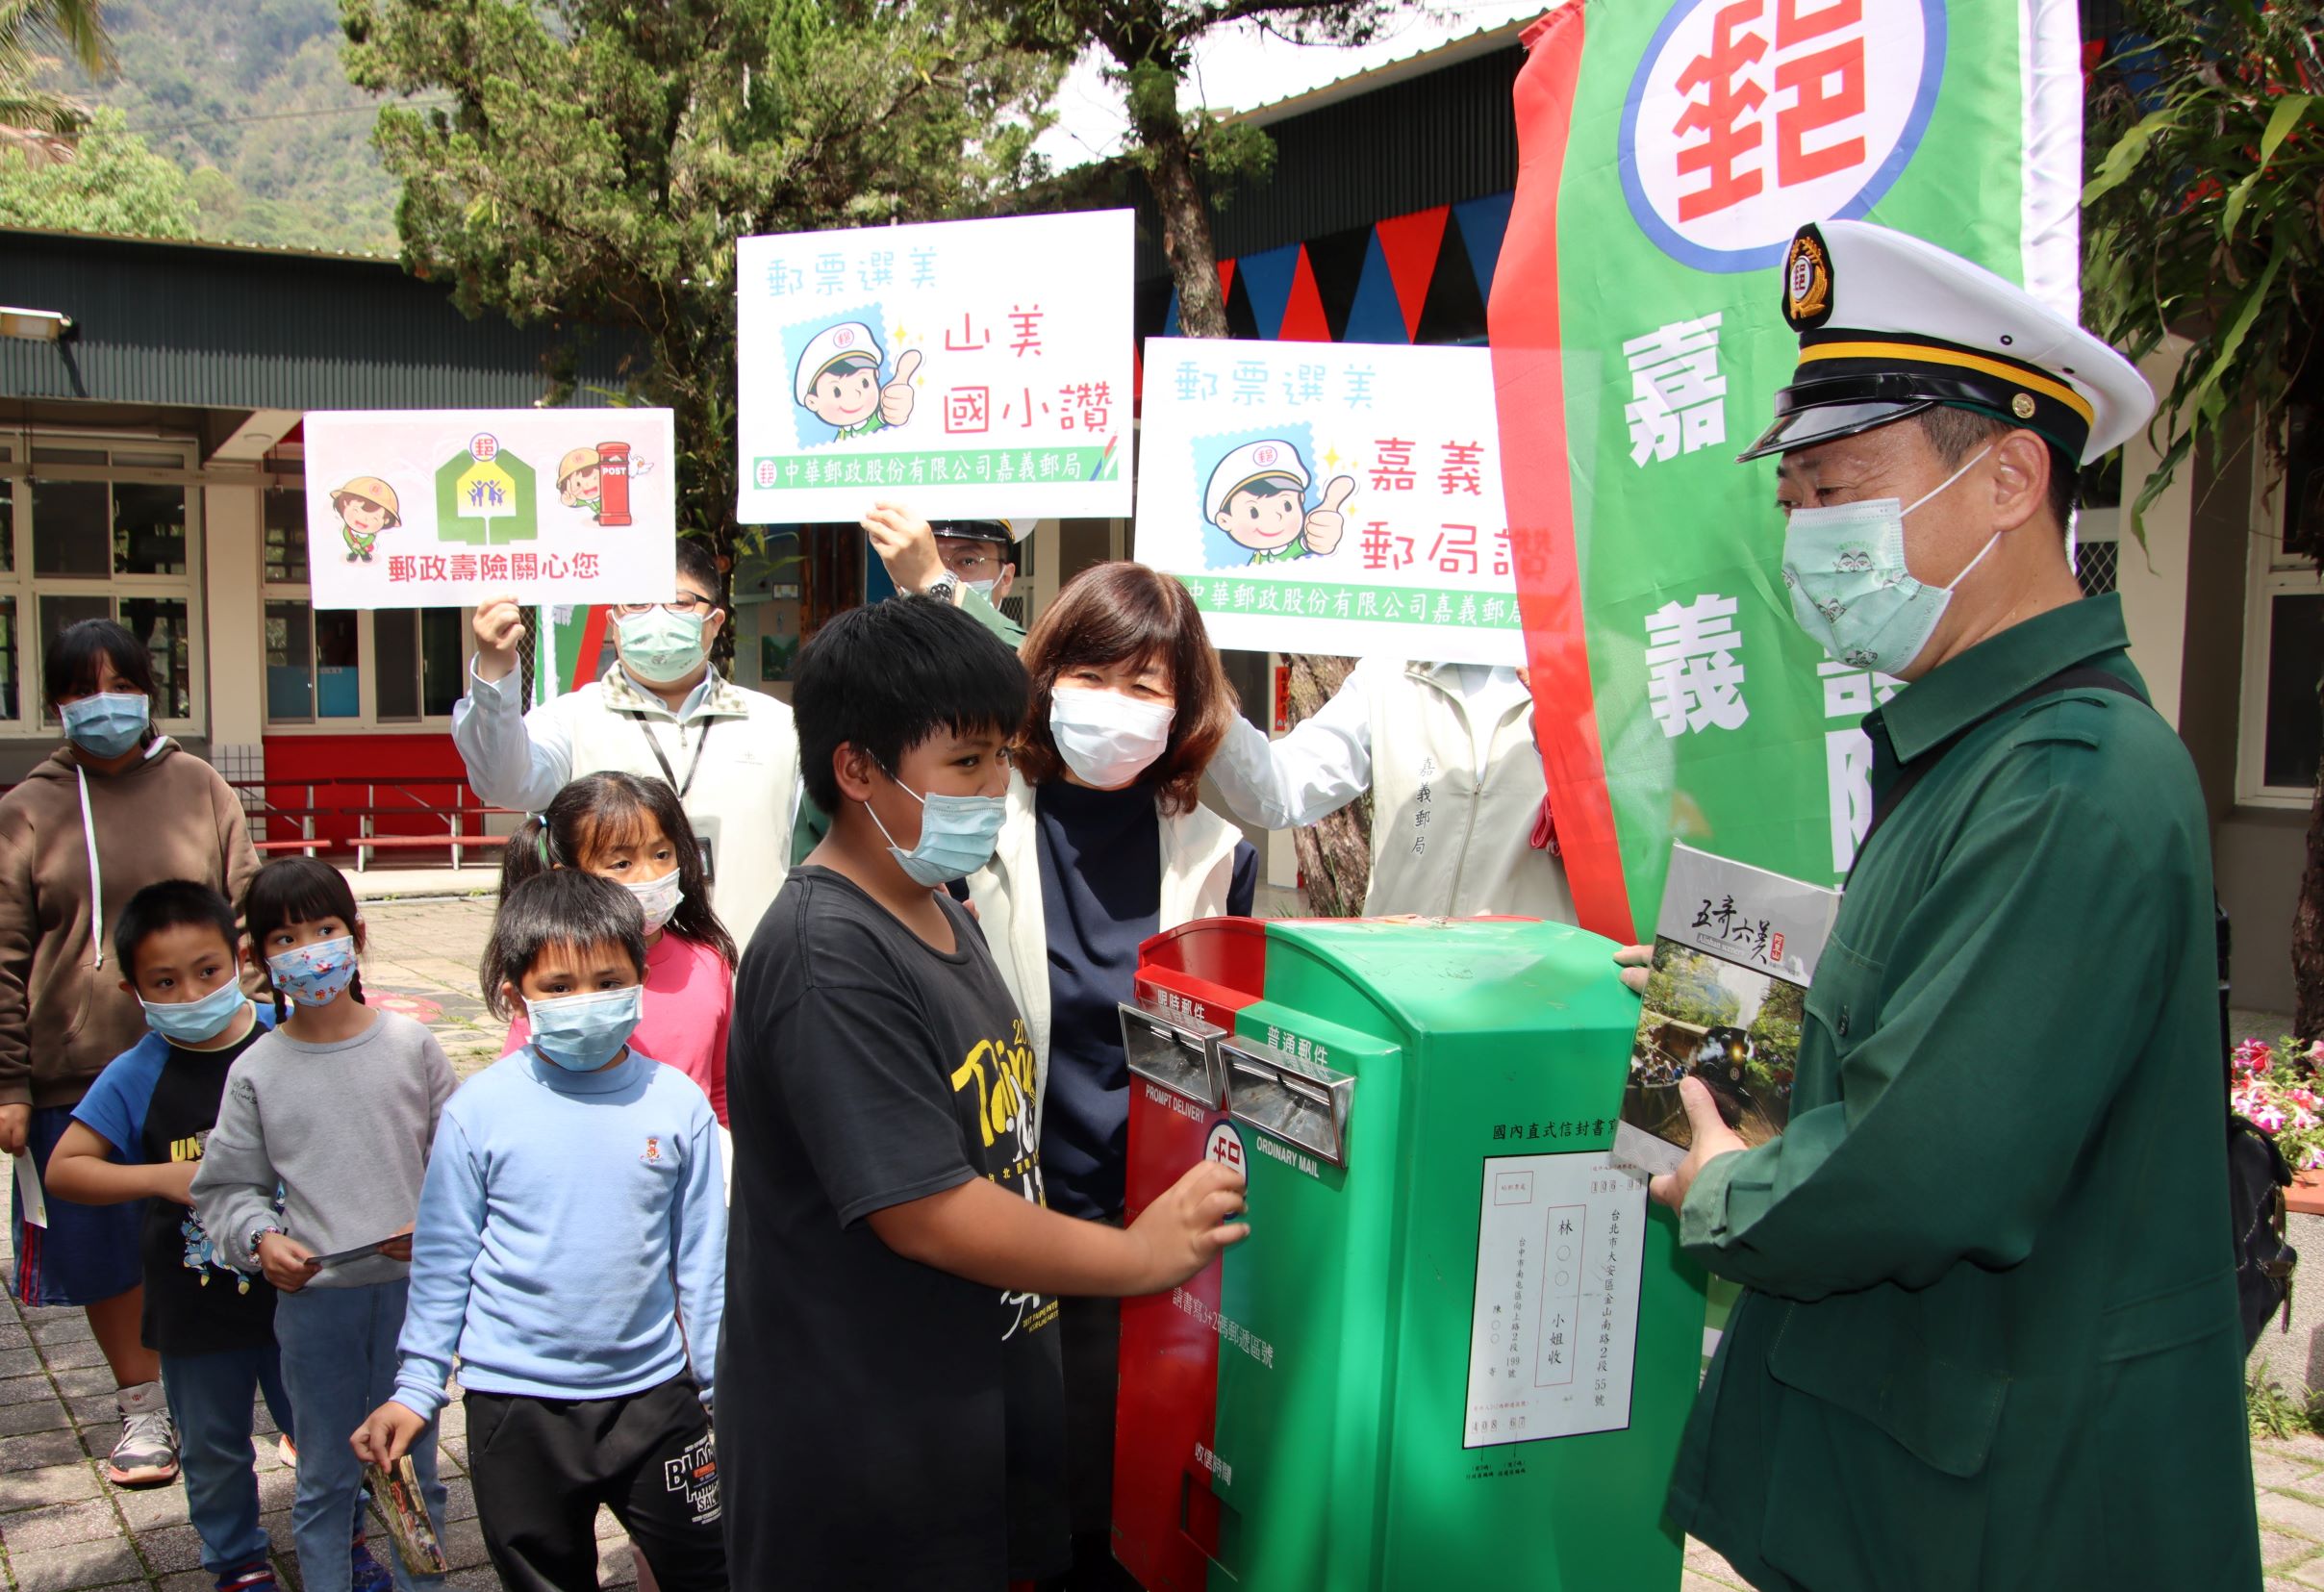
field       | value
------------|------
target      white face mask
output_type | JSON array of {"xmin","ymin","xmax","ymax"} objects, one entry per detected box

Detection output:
[
  {"xmin": 966, "ymin": 578, "xmax": 999, "ymax": 598},
  {"xmin": 1048, "ymin": 686, "xmax": 1175, "ymax": 790},
  {"xmin": 1780, "ymin": 444, "xmax": 1996, "ymax": 674},
  {"xmin": 623, "ymin": 867, "xmax": 684, "ymax": 935}
]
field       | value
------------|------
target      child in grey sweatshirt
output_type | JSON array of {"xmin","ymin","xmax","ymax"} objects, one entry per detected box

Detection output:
[{"xmin": 189, "ymin": 859, "xmax": 454, "ymax": 1592}]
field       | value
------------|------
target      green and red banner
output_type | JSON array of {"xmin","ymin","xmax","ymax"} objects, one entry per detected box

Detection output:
[{"xmin": 1491, "ymin": 0, "xmax": 2085, "ymax": 938}]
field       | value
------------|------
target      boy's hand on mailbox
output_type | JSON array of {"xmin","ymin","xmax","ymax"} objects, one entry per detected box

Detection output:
[
  {"xmin": 1128, "ymin": 1159, "xmax": 1250, "ymax": 1293},
  {"xmin": 1648, "ymin": 1076, "xmax": 1746, "ymax": 1214}
]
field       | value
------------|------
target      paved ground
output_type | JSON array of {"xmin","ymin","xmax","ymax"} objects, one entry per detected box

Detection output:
[{"xmin": 0, "ymin": 889, "xmax": 2296, "ymax": 1589}]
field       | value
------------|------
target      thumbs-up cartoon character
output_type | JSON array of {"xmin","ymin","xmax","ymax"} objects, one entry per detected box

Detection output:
[
  {"xmin": 1205, "ymin": 440, "xmax": 1356, "ymax": 565},
  {"xmin": 796, "ymin": 321, "xmax": 921, "ymax": 442}
]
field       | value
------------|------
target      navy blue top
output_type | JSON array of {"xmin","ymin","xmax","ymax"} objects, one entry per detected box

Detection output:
[{"xmin": 1034, "ymin": 779, "xmax": 1257, "ymax": 1220}]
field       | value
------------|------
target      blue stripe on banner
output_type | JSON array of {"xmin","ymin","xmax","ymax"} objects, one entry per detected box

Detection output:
[
  {"xmin": 1454, "ymin": 192, "xmax": 1516, "ymax": 305},
  {"xmin": 1342, "ymin": 233, "xmax": 1410, "ymax": 344},
  {"xmin": 1163, "ymin": 289, "xmax": 1181, "ymax": 339}
]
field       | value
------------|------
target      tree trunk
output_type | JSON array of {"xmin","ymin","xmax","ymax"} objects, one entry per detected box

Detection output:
[
  {"xmin": 2296, "ymin": 771, "xmax": 2324, "ymax": 1040},
  {"xmin": 1287, "ymin": 654, "xmax": 1373, "ymax": 917},
  {"xmin": 1124, "ymin": 61, "xmax": 1374, "ymax": 913},
  {"xmin": 1124, "ymin": 71, "xmax": 1227, "ymax": 341}
]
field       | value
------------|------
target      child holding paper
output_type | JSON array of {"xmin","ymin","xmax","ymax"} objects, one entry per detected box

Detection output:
[{"xmin": 191, "ymin": 858, "xmax": 453, "ymax": 1592}]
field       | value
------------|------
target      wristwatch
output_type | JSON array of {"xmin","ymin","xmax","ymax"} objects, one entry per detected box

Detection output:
[{"xmin": 922, "ymin": 573, "xmax": 960, "ymax": 603}]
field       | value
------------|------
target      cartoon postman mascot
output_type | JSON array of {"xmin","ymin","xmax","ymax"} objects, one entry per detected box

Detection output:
[
  {"xmin": 557, "ymin": 447, "xmax": 603, "ymax": 516},
  {"xmin": 1205, "ymin": 440, "xmax": 1354, "ymax": 565},
  {"xmin": 795, "ymin": 321, "xmax": 921, "ymax": 442},
  {"xmin": 330, "ymin": 476, "xmax": 401, "ymax": 563}
]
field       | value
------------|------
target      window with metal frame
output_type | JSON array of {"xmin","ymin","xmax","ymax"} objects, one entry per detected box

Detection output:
[{"xmin": 0, "ymin": 431, "xmax": 206, "ymax": 735}]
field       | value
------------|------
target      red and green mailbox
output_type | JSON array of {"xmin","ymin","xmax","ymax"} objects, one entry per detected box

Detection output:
[{"xmin": 1114, "ymin": 916, "xmax": 1706, "ymax": 1591}]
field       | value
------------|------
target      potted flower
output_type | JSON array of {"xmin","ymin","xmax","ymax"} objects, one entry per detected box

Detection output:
[{"xmin": 2231, "ymin": 1037, "xmax": 2324, "ymax": 1189}]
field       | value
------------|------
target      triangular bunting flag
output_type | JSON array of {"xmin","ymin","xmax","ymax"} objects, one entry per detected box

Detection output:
[
  {"xmin": 1374, "ymin": 206, "xmax": 1450, "ymax": 341},
  {"xmin": 1452, "ymin": 192, "xmax": 1515, "ymax": 305},
  {"xmin": 1277, "ymin": 246, "xmax": 1331, "ymax": 342},
  {"xmin": 1342, "ymin": 231, "xmax": 1411, "ymax": 344}
]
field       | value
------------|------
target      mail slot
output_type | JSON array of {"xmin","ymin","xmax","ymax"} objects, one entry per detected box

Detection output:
[
  {"xmin": 1113, "ymin": 916, "xmax": 1708, "ymax": 1592},
  {"xmin": 1120, "ymin": 1000, "xmax": 1225, "ymax": 1109},
  {"xmin": 1220, "ymin": 1037, "xmax": 1352, "ymax": 1169}
]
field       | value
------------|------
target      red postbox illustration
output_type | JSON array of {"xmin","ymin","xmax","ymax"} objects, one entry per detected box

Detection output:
[{"xmin": 596, "ymin": 441, "xmax": 634, "ymax": 527}]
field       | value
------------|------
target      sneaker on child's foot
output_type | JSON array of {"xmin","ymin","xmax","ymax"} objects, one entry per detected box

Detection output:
[
  {"xmin": 350, "ymin": 1533, "xmax": 394, "ymax": 1592},
  {"xmin": 106, "ymin": 1381, "xmax": 178, "ymax": 1487},
  {"xmin": 214, "ymin": 1558, "xmax": 280, "ymax": 1592}
]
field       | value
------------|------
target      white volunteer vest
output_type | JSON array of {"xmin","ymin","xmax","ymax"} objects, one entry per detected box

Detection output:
[
  {"xmin": 1362, "ymin": 662, "xmax": 1576, "ymax": 922},
  {"xmin": 555, "ymin": 672, "xmax": 799, "ymax": 947}
]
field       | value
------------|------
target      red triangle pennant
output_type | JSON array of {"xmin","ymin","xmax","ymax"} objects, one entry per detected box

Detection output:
[
  {"xmin": 1218, "ymin": 258, "xmax": 1237, "ymax": 300},
  {"xmin": 1277, "ymin": 245, "xmax": 1331, "ymax": 343},
  {"xmin": 1374, "ymin": 207, "xmax": 1449, "ymax": 341}
]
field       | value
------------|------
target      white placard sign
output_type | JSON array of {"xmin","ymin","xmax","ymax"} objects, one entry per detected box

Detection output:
[
  {"xmin": 1132, "ymin": 338, "xmax": 1524, "ymax": 666},
  {"xmin": 1463, "ymin": 1150, "xmax": 1645, "ymax": 1447},
  {"xmin": 735, "ymin": 211, "xmax": 1135, "ymax": 525},
  {"xmin": 302, "ymin": 409, "xmax": 677, "ymax": 610}
]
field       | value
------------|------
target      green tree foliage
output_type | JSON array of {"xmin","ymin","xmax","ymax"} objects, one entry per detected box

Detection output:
[
  {"xmin": 2082, "ymin": 0, "xmax": 2321, "ymax": 529},
  {"xmin": 0, "ymin": 106, "xmax": 196, "ymax": 236},
  {"xmin": 40, "ymin": 0, "xmax": 404, "ymax": 252},
  {"xmin": 1745, "ymin": 976, "xmax": 1804, "ymax": 1066},
  {"xmin": 0, "ymin": 0, "xmax": 111, "ymax": 134},
  {"xmin": 340, "ymin": 0, "xmax": 1058, "ymax": 573},
  {"xmin": 1642, "ymin": 946, "xmax": 1742, "ymax": 1030}
]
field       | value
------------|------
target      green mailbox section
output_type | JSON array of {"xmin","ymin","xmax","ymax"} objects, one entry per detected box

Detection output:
[{"xmin": 1114, "ymin": 916, "xmax": 1707, "ymax": 1591}]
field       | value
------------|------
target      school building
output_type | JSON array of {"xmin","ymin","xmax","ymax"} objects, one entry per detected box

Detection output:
[{"xmin": 1, "ymin": 8, "xmax": 2315, "ymax": 1006}]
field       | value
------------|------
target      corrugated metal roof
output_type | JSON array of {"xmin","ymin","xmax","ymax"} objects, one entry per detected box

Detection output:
[
  {"xmin": 1232, "ymin": 16, "xmax": 1540, "ymax": 129},
  {"xmin": 0, "ymin": 229, "xmax": 628, "ymax": 412}
]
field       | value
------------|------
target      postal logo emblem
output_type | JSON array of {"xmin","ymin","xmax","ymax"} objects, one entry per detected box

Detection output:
[
  {"xmin": 1205, "ymin": 1122, "xmax": 1246, "ymax": 1175},
  {"xmin": 2010, "ymin": 392, "xmax": 2036, "ymax": 419},
  {"xmin": 1620, "ymin": 0, "xmax": 1947, "ymax": 272},
  {"xmin": 1253, "ymin": 444, "xmax": 1278, "ymax": 467},
  {"xmin": 833, "ymin": 326, "xmax": 856, "ymax": 348},
  {"xmin": 468, "ymin": 433, "xmax": 499, "ymax": 463},
  {"xmin": 1781, "ymin": 226, "xmax": 1833, "ymax": 329}
]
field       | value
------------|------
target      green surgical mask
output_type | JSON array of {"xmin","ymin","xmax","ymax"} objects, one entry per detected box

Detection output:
[{"xmin": 617, "ymin": 609, "xmax": 708, "ymax": 684}]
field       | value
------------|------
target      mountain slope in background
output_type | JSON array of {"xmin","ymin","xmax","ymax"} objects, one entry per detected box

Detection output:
[{"xmin": 48, "ymin": 0, "xmax": 402, "ymax": 253}]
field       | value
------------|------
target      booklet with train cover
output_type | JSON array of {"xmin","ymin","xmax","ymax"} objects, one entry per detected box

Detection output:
[
  {"xmin": 1613, "ymin": 844, "xmax": 1840, "ymax": 1178},
  {"xmin": 365, "ymin": 1455, "xmax": 448, "ymax": 1575}
]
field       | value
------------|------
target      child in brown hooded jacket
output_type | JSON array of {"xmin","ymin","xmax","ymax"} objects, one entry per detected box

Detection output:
[{"xmin": 0, "ymin": 619, "xmax": 258, "ymax": 1488}]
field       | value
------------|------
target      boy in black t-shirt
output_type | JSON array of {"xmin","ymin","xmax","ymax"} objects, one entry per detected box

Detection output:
[
  {"xmin": 48, "ymin": 882, "xmax": 289, "ymax": 1592},
  {"xmin": 720, "ymin": 596, "xmax": 1249, "ymax": 1592}
]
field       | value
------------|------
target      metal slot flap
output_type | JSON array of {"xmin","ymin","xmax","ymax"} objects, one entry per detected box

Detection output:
[
  {"xmin": 1222, "ymin": 1039, "xmax": 1354, "ymax": 1168},
  {"xmin": 1119, "ymin": 1000, "xmax": 1223, "ymax": 1107}
]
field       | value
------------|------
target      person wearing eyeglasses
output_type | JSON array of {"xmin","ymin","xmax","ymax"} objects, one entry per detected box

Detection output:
[
  {"xmin": 452, "ymin": 539, "xmax": 803, "ymax": 944},
  {"xmin": 861, "ymin": 505, "xmax": 1030, "ymax": 647}
]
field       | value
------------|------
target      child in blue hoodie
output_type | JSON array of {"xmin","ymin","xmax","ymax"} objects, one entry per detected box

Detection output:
[
  {"xmin": 354, "ymin": 869, "xmax": 727, "ymax": 1592},
  {"xmin": 45, "ymin": 882, "xmax": 287, "ymax": 1592}
]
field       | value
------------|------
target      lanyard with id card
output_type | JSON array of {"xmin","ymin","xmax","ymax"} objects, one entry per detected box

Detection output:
[{"xmin": 630, "ymin": 713, "xmax": 718, "ymax": 881}]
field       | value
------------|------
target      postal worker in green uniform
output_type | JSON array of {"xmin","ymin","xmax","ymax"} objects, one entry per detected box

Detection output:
[{"xmin": 1648, "ymin": 220, "xmax": 2261, "ymax": 1591}]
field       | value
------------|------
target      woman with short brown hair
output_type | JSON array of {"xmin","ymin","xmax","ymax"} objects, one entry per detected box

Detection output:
[{"xmin": 965, "ymin": 559, "xmax": 1255, "ymax": 1585}]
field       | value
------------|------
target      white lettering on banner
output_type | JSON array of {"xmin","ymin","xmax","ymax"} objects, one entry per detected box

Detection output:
[
  {"xmin": 1194, "ymin": 1442, "xmax": 1233, "ymax": 1486},
  {"xmin": 1644, "ymin": 594, "xmax": 1751, "ymax": 738},
  {"xmin": 1624, "ymin": 0, "xmax": 1939, "ymax": 270},
  {"xmin": 1171, "ymin": 1287, "xmax": 1278, "ymax": 1371},
  {"xmin": 1818, "ymin": 660, "xmax": 1902, "ymax": 872},
  {"xmin": 1623, "ymin": 313, "xmax": 1729, "ymax": 466}
]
